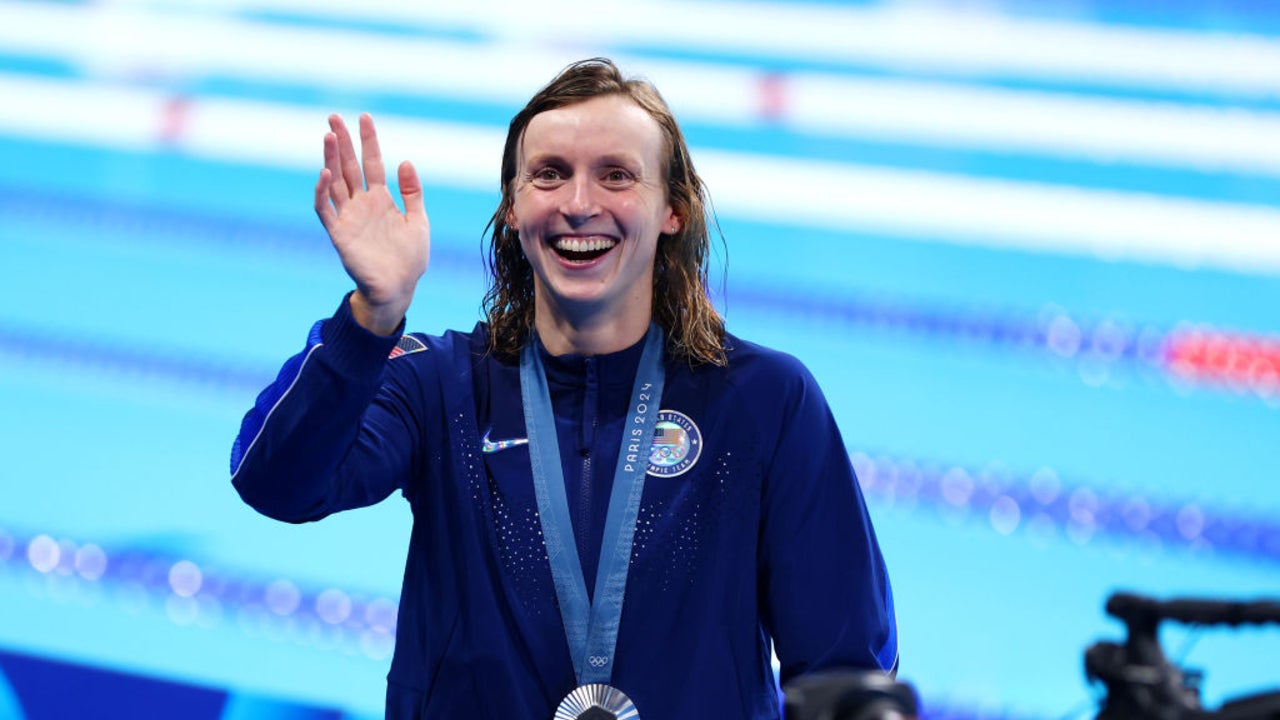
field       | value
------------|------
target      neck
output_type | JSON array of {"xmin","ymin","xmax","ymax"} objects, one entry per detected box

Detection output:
[{"xmin": 533, "ymin": 296, "xmax": 653, "ymax": 357}]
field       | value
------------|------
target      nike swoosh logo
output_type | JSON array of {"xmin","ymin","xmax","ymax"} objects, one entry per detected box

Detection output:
[{"xmin": 482, "ymin": 428, "xmax": 529, "ymax": 454}]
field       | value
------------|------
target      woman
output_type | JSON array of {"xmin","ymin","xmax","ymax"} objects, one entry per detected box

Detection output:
[{"xmin": 231, "ymin": 57, "xmax": 897, "ymax": 720}]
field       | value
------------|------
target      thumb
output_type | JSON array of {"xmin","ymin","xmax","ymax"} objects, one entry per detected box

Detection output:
[{"xmin": 398, "ymin": 161, "xmax": 425, "ymax": 218}]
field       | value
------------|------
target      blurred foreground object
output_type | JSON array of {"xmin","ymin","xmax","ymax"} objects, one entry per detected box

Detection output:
[
  {"xmin": 1086, "ymin": 591, "xmax": 1280, "ymax": 719},
  {"xmin": 784, "ymin": 669, "xmax": 919, "ymax": 720}
]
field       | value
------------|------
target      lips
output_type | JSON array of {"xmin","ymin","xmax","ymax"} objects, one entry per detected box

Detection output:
[{"xmin": 551, "ymin": 235, "xmax": 618, "ymax": 263}]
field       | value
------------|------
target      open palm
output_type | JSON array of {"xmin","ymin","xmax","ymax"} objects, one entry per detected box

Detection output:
[{"xmin": 314, "ymin": 113, "xmax": 430, "ymax": 335}]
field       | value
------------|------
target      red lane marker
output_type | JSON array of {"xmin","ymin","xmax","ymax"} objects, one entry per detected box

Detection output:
[
  {"xmin": 1165, "ymin": 328, "xmax": 1280, "ymax": 396},
  {"xmin": 159, "ymin": 95, "xmax": 192, "ymax": 146},
  {"xmin": 757, "ymin": 71, "xmax": 788, "ymax": 122}
]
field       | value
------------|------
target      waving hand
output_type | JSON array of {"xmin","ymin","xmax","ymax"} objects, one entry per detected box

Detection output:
[{"xmin": 315, "ymin": 113, "xmax": 430, "ymax": 335}]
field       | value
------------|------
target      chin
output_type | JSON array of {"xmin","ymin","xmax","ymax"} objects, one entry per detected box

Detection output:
[{"xmin": 547, "ymin": 285, "xmax": 616, "ymax": 309}]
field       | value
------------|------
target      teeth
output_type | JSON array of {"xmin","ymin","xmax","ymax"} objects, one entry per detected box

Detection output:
[{"xmin": 554, "ymin": 237, "xmax": 616, "ymax": 253}]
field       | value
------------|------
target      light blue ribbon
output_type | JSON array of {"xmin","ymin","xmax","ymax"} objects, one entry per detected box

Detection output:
[{"xmin": 520, "ymin": 325, "xmax": 665, "ymax": 685}]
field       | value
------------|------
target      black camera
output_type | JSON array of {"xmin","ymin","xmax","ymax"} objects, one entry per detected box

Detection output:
[{"xmin": 1085, "ymin": 591, "xmax": 1280, "ymax": 720}]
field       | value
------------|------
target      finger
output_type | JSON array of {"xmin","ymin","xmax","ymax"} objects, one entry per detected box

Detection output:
[
  {"xmin": 314, "ymin": 167, "xmax": 338, "ymax": 229},
  {"xmin": 359, "ymin": 113, "xmax": 387, "ymax": 188},
  {"xmin": 328, "ymin": 113, "xmax": 364, "ymax": 195},
  {"xmin": 323, "ymin": 131, "xmax": 349, "ymax": 207},
  {"xmin": 398, "ymin": 161, "xmax": 426, "ymax": 219}
]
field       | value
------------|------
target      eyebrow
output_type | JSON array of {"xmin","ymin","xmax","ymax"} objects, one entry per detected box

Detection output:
[
  {"xmin": 523, "ymin": 151, "xmax": 645, "ymax": 170},
  {"xmin": 594, "ymin": 153, "xmax": 644, "ymax": 169}
]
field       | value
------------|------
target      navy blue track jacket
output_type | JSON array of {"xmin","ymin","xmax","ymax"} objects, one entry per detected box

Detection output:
[{"xmin": 230, "ymin": 297, "xmax": 897, "ymax": 719}]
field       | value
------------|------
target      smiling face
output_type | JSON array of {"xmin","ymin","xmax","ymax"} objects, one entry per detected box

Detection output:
[{"xmin": 508, "ymin": 94, "xmax": 681, "ymax": 345}]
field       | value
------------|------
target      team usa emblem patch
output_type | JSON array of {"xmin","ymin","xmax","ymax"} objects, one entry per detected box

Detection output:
[{"xmin": 647, "ymin": 410, "xmax": 702, "ymax": 478}]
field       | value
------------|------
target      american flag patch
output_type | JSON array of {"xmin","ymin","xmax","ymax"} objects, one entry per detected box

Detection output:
[{"xmin": 389, "ymin": 335, "xmax": 428, "ymax": 359}]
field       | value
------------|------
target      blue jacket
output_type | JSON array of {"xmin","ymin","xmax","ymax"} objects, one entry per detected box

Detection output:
[{"xmin": 231, "ymin": 297, "xmax": 897, "ymax": 719}]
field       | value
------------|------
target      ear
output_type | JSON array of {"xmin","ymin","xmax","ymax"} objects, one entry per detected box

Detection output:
[
  {"xmin": 664, "ymin": 210, "xmax": 682, "ymax": 235},
  {"xmin": 506, "ymin": 206, "xmax": 518, "ymax": 228}
]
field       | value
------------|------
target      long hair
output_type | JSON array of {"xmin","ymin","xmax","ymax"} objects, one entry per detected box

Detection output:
[{"xmin": 482, "ymin": 57, "xmax": 726, "ymax": 366}]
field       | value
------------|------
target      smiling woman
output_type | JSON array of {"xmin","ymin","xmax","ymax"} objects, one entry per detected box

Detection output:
[
  {"xmin": 484, "ymin": 59, "xmax": 725, "ymax": 367},
  {"xmin": 229, "ymin": 57, "xmax": 897, "ymax": 720},
  {"xmin": 508, "ymin": 94, "xmax": 679, "ymax": 357}
]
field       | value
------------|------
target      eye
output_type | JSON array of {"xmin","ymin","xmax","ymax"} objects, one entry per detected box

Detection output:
[
  {"xmin": 532, "ymin": 167, "xmax": 564, "ymax": 183},
  {"xmin": 602, "ymin": 168, "xmax": 634, "ymax": 185}
]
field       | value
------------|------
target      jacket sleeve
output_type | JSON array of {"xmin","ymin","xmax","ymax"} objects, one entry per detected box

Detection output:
[
  {"xmin": 229, "ymin": 294, "xmax": 427, "ymax": 523},
  {"xmin": 757, "ymin": 357, "xmax": 899, "ymax": 684}
]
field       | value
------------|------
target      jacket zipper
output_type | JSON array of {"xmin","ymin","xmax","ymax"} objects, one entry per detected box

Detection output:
[{"xmin": 579, "ymin": 357, "xmax": 599, "ymax": 598}]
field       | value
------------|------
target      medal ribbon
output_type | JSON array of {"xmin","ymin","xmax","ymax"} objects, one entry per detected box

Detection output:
[{"xmin": 520, "ymin": 324, "xmax": 665, "ymax": 685}]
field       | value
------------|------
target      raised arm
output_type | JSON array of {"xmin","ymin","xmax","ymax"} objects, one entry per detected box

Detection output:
[
  {"xmin": 230, "ymin": 114, "xmax": 434, "ymax": 521},
  {"xmin": 315, "ymin": 113, "xmax": 430, "ymax": 335}
]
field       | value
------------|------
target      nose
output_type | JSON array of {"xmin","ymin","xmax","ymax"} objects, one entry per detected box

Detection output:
[{"xmin": 560, "ymin": 175, "xmax": 599, "ymax": 225}]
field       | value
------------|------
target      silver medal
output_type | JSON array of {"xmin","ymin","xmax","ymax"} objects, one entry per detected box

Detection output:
[{"xmin": 553, "ymin": 683, "xmax": 640, "ymax": 720}]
